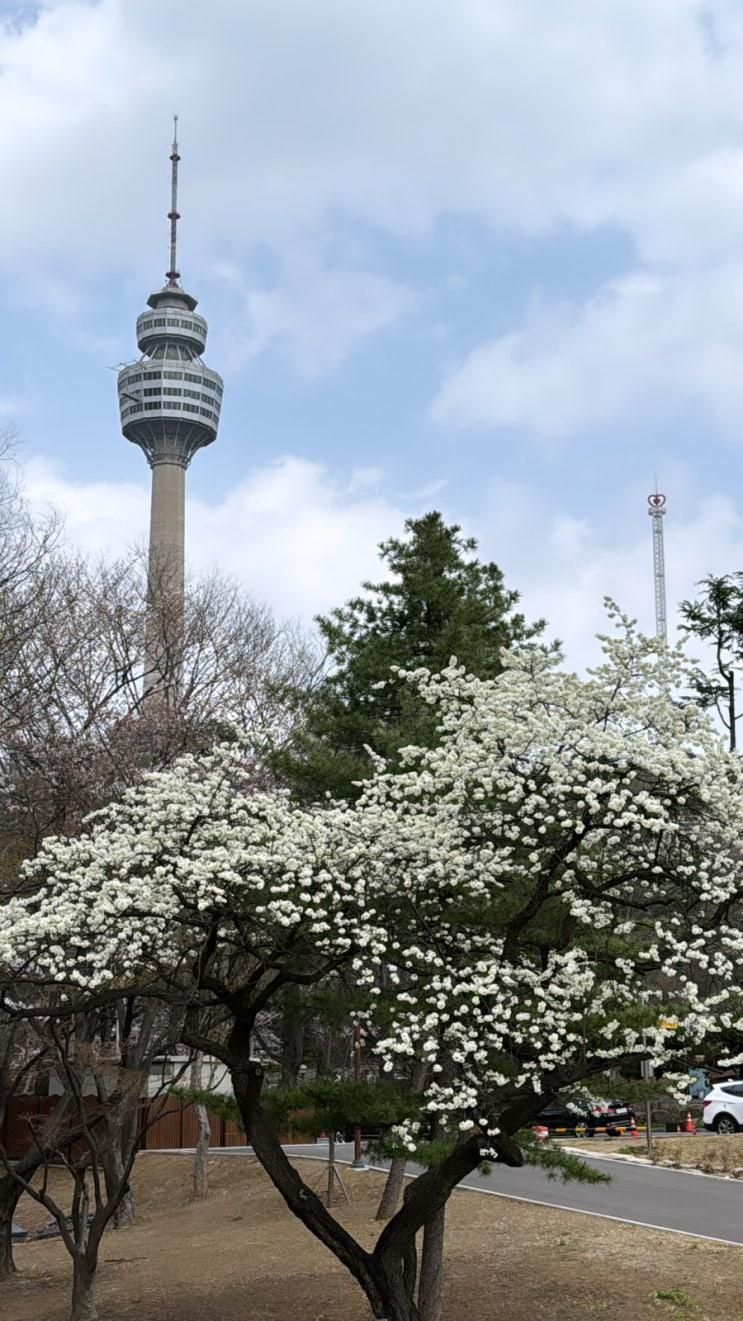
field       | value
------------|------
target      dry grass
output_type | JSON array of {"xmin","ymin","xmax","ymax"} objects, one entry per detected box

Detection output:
[
  {"xmin": 3, "ymin": 1152, "xmax": 743, "ymax": 1320},
  {"xmin": 653, "ymin": 1136, "xmax": 743, "ymax": 1177},
  {"xmin": 561, "ymin": 1134, "xmax": 743, "ymax": 1176}
]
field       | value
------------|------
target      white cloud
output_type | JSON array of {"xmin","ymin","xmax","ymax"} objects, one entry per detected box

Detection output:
[
  {"xmin": 24, "ymin": 454, "xmax": 743, "ymax": 673},
  {"xmin": 24, "ymin": 454, "xmax": 406, "ymax": 620},
  {"xmin": 432, "ymin": 265, "xmax": 743, "ymax": 437},
  {"xmin": 0, "ymin": 396, "xmax": 29, "ymax": 418},
  {"xmin": 1, "ymin": 1, "xmax": 741, "ymax": 264},
  {"xmin": 5, "ymin": 1, "xmax": 743, "ymax": 398},
  {"xmin": 10, "ymin": 0, "xmax": 743, "ymax": 635},
  {"xmin": 24, "ymin": 457, "xmax": 149, "ymax": 558},
  {"xmin": 226, "ymin": 254, "xmax": 417, "ymax": 379},
  {"xmin": 188, "ymin": 459, "xmax": 406, "ymax": 617},
  {"xmin": 476, "ymin": 478, "xmax": 743, "ymax": 671}
]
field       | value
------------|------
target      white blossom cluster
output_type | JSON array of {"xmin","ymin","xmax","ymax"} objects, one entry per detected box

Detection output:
[
  {"xmin": 347, "ymin": 614, "xmax": 743, "ymax": 1144},
  {"xmin": 3, "ymin": 612, "xmax": 743, "ymax": 1154},
  {"xmin": 0, "ymin": 749, "xmax": 372, "ymax": 990}
]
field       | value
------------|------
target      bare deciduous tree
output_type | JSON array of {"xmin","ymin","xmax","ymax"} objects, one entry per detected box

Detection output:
[
  {"xmin": 0, "ymin": 1009, "xmax": 185, "ymax": 1321},
  {"xmin": 2, "ymin": 546, "xmax": 319, "ymax": 850},
  {"xmin": 0, "ymin": 1011, "xmax": 50, "ymax": 1279},
  {"xmin": 0, "ymin": 446, "xmax": 320, "ymax": 1260}
]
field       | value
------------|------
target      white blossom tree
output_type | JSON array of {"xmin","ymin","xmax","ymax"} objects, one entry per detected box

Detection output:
[{"xmin": 4, "ymin": 613, "xmax": 743, "ymax": 1321}]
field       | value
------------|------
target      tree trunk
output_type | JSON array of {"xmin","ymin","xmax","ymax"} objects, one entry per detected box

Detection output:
[
  {"xmin": 0, "ymin": 1174, "xmax": 22, "ymax": 1280},
  {"xmin": 375, "ymin": 1062, "xmax": 428, "ymax": 1221},
  {"xmin": 192, "ymin": 1104, "xmax": 211, "ymax": 1200},
  {"xmin": 231, "ymin": 1058, "xmax": 389, "ymax": 1316},
  {"xmin": 103, "ymin": 1139, "xmax": 135, "ymax": 1229},
  {"xmin": 376, "ymin": 1266, "xmax": 420, "ymax": 1321},
  {"xmin": 280, "ymin": 1007, "xmax": 304, "ymax": 1083},
  {"xmin": 229, "ymin": 1054, "xmax": 499, "ymax": 1321},
  {"xmin": 70, "ymin": 1252, "xmax": 98, "ymax": 1321},
  {"xmin": 417, "ymin": 1206, "xmax": 445, "ymax": 1321},
  {"xmin": 375, "ymin": 1156, "xmax": 407, "ymax": 1222},
  {"xmin": 190, "ymin": 1053, "xmax": 211, "ymax": 1200}
]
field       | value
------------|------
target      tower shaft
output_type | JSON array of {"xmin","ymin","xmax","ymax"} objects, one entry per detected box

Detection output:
[{"xmin": 144, "ymin": 462, "xmax": 185, "ymax": 696}]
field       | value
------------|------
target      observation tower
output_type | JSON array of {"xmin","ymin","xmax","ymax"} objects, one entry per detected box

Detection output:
[{"xmin": 117, "ymin": 119, "xmax": 223, "ymax": 696}]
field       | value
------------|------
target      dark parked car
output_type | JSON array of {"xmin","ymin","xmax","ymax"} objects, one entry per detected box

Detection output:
[{"xmin": 535, "ymin": 1099, "xmax": 636, "ymax": 1136}]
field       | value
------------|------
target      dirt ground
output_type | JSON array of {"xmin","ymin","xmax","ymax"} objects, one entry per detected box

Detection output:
[{"xmin": 4, "ymin": 1152, "xmax": 743, "ymax": 1320}]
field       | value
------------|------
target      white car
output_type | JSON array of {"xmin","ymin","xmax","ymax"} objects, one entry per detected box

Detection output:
[{"xmin": 702, "ymin": 1081, "xmax": 743, "ymax": 1134}]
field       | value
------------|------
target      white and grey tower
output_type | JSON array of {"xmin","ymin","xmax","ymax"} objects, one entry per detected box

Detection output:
[{"xmin": 117, "ymin": 119, "xmax": 223, "ymax": 695}]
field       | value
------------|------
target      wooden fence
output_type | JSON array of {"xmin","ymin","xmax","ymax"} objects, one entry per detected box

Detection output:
[
  {"xmin": 137, "ymin": 1097, "xmax": 250, "ymax": 1150},
  {"xmin": 1, "ymin": 1095, "xmax": 60, "ymax": 1159},
  {"xmin": 1, "ymin": 1095, "xmax": 315, "ymax": 1158}
]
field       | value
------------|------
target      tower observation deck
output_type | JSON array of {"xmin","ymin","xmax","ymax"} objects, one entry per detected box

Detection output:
[{"xmin": 117, "ymin": 120, "xmax": 223, "ymax": 697}]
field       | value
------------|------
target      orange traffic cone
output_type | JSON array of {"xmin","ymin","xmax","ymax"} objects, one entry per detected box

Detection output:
[{"xmin": 683, "ymin": 1112, "xmax": 695, "ymax": 1134}]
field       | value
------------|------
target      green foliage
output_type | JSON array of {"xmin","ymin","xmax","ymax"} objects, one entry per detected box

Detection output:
[
  {"xmin": 650, "ymin": 1287, "xmax": 708, "ymax": 1320},
  {"xmin": 172, "ymin": 1087, "xmax": 607, "ymax": 1187},
  {"xmin": 680, "ymin": 572, "xmax": 743, "ymax": 750},
  {"xmin": 366, "ymin": 1131, "xmax": 455, "ymax": 1166},
  {"xmin": 367, "ymin": 1126, "xmax": 611, "ymax": 1186},
  {"xmin": 275, "ymin": 981, "xmax": 367, "ymax": 1042},
  {"xmin": 517, "ymin": 1131, "xmax": 611, "ymax": 1186},
  {"xmin": 172, "ymin": 1077, "xmax": 421, "ymax": 1139},
  {"xmin": 274, "ymin": 511, "xmax": 546, "ymax": 801}
]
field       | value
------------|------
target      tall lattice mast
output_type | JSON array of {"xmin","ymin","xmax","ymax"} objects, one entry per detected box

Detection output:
[{"xmin": 648, "ymin": 491, "xmax": 668, "ymax": 642}]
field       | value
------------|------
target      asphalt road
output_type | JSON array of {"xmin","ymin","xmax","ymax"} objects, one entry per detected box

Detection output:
[{"xmin": 270, "ymin": 1141, "xmax": 743, "ymax": 1247}]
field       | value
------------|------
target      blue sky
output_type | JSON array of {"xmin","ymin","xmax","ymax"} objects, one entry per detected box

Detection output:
[{"xmin": 4, "ymin": 0, "xmax": 743, "ymax": 666}]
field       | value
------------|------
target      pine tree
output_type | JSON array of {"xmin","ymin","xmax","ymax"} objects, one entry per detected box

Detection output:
[
  {"xmin": 680, "ymin": 573, "xmax": 743, "ymax": 752},
  {"xmin": 276, "ymin": 511, "xmax": 546, "ymax": 801}
]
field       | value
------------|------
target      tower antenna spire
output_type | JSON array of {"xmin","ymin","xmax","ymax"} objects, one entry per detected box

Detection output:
[
  {"xmin": 648, "ymin": 487, "xmax": 668, "ymax": 642},
  {"xmin": 166, "ymin": 114, "xmax": 180, "ymax": 286}
]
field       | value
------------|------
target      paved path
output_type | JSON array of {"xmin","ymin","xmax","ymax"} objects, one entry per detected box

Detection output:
[{"xmin": 272, "ymin": 1142, "xmax": 743, "ymax": 1247}]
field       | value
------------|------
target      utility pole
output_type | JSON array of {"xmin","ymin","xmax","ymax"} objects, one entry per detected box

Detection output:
[
  {"xmin": 648, "ymin": 491, "xmax": 668, "ymax": 643},
  {"xmin": 641, "ymin": 1056, "xmax": 654, "ymax": 1157},
  {"xmin": 351, "ymin": 1024, "xmax": 368, "ymax": 1170}
]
